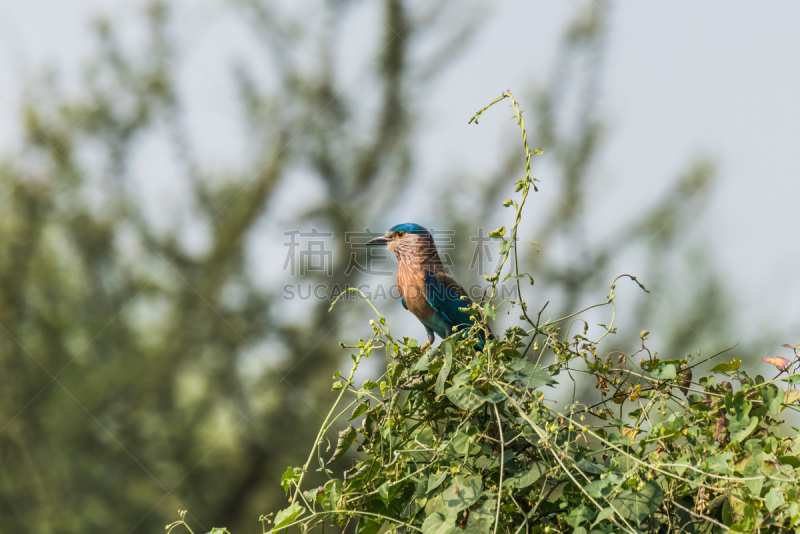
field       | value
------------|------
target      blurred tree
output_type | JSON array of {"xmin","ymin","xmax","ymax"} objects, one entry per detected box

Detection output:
[
  {"xmin": 0, "ymin": 1, "xmax": 480, "ymax": 532},
  {"xmin": 0, "ymin": 1, "xmax": 732, "ymax": 534}
]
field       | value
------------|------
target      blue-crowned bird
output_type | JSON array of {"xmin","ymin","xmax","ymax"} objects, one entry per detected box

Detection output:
[{"xmin": 367, "ymin": 223, "xmax": 491, "ymax": 350}]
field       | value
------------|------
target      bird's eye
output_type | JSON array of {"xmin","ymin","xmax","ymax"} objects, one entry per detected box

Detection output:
[{"xmin": 396, "ymin": 231, "xmax": 406, "ymax": 238}]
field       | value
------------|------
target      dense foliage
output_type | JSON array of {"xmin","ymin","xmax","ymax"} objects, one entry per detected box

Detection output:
[
  {"xmin": 258, "ymin": 313, "xmax": 800, "ymax": 534},
  {"xmin": 203, "ymin": 93, "xmax": 800, "ymax": 534}
]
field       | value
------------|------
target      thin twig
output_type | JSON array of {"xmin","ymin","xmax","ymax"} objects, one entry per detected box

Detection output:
[
  {"xmin": 493, "ymin": 404, "xmax": 505, "ymax": 534},
  {"xmin": 667, "ymin": 499, "xmax": 729, "ymax": 531}
]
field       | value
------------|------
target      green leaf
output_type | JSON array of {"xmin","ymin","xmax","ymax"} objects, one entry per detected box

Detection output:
[
  {"xmin": 445, "ymin": 386, "xmax": 487, "ymax": 412},
  {"xmin": 707, "ymin": 451, "xmax": 734, "ymax": 474},
  {"xmin": 498, "ymin": 239, "xmax": 510, "ymax": 255},
  {"xmin": 731, "ymin": 504, "xmax": 756, "ymax": 532},
  {"xmin": 425, "ymin": 494, "xmax": 447, "ymax": 519},
  {"xmin": 427, "ymin": 355, "xmax": 444, "ymax": 374},
  {"xmin": 762, "ymin": 387, "xmax": 785, "ymax": 415},
  {"xmin": 505, "ymin": 359, "xmax": 556, "ymax": 389},
  {"xmin": 650, "ymin": 363, "xmax": 676, "ymax": 380},
  {"xmin": 731, "ymin": 416, "xmax": 758, "ymax": 443},
  {"xmin": 721, "ymin": 498, "xmax": 732, "ymax": 527},
  {"xmin": 413, "ymin": 355, "xmax": 431, "ymax": 372},
  {"xmin": 611, "ymin": 481, "xmax": 663, "ymax": 525},
  {"xmin": 448, "ymin": 430, "xmax": 473, "ymax": 456},
  {"xmin": 584, "ymin": 480, "xmax": 608, "ymax": 499},
  {"xmin": 591, "ymin": 507, "xmax": 616, "ymax": 527},
  {"xmin": 362, "ymin": 380, "xmax": 379, "ymax": 390},
  {"xmin": 781, "ymin": 375, "xmax": 800, "ymax": 385},
  {"xmin": 575, "ymin": 459, "xmax": 606, "ymax": 475},
  {"xmin": 272, "ymin": 502, "xmax": 303, "ymax": 531},
  {"xmin": 728, "ymin": 392, "xmax": 758, "ymax": 443},
  {"xmin": 487, "ymin": 226, "xmax": 506, "ymax": 238},
  {"xmin": 280, "ymin": 466, "xmax": 300, "ymax": 494},
  {"xmin": 564, "ymin": 504, "xmax": 595, "ymax": 528},
  {"xmin": 355, "ymin": 517, "xmax": 383, "ymax": 534},
  {"xmin": 435, "ymin": 342, "xmax": 453, "ymax": 396},
  {"xmin": 327, "ymin": 426, "xmax": 357, "ymax": 464},
  {"xmin": 483, "ymin": 302, "xmax": 497, "ymax": 320},
  {"xmin": 743, "ymin": 459, "xmax": 764, "ymax": 495},
  {"xmin": 349, "ymin": 399, "xmax": 370, "ymax": 421},
  {"xmin": 764, "ymin": 487, "xmax": 785, "ymax": 512},
  {"xmin": 709, "ymin": 358, "xmax": 741, "ymax": 373},
  {"xmin": 584, "ymin": 474, "xmax": 622, "ymax": 499},
  {"xmin": 442, "ymin": 475, "xmax": 482, "ymax": 512},
  {"xmin": 378, "ymin": 481, "xmax": 391, "ymax": 500},
  {"xmin": 778, "ymin": 455, "xmax": 800, "ymax": 468},
  {"xmin": 416, "ymin": 426, "xmax": 435, "ymax": 446},
  {"xmin": 464, "ymin": 499, "xmax": 494, "ymax": 533},
  {"xmin": 414, "ymin": 476, "xmax": 429, "ymax": 514},
  {"xmin": 421, "ymin": 513, "xmax": 444, "ymax": 534},
  {"xmin": 484, "ymin": 387, "xmax": 507, "ymax": 404},
  {"xmin": 475, "ymin": 455, "xmax": 502, "ymax": 470},
  {"xmin": 503, "ymin": 461, "xmax": 547, "ymax": 489},
  {"xmin": 451, "ymin": 369, "xmax": 472, "ymax": 387},
  {"xmin": 428, "ymin": 472, "xmax": 447, "ymax": 493},
  {"xmin": 389, "ymin": 361, "xmax": 405, "ymax": 385},
  {"xmin": 323, "ymin": 479, "xmax": 342, "ymax": 511},
  {"xmin": 421, "ymin": 513, "xmax": 459, "ymax": 534}
]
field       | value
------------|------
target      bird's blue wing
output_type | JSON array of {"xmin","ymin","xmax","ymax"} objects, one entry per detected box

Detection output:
[
  {"xmin": 400, "ymin": 296, "xmax": 408, "ymax": 310},
  {"xmin": 424, "ymin": 271, "xmax": 474, "ymax": 334}
]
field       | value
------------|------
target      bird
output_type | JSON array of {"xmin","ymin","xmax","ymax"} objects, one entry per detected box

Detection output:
[{"xmin": 367, "ymin": 223, "xmax": 491, "ymax": 351}]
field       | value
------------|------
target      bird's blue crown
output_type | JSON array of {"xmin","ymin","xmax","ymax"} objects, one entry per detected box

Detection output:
[{"xmin": 389, "ymin": 223, "xmax": 430, "ymax": 236}]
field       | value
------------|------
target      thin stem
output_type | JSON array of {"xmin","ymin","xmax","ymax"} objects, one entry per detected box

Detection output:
[
  {"xmin": 493, "ymin": 404, "xmax": 505, "ymax": 534},
  {"xmin": 292, "ymin": 351, "xmax": 364, "ymax": 504},
  {"xmin": 667, "ymin": 499, "xmax": 729, "ymax": 531}
]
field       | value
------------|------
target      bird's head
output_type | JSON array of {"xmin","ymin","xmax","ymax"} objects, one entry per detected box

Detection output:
[{"xmin": 366, "ymin": 223, "xmax": 435, "ymax": 261}]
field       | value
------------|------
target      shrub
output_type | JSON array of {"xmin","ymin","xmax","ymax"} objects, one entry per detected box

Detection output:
[{"xmin": 172, "ymin": 93, "xmax": 800, "ymax": 534}]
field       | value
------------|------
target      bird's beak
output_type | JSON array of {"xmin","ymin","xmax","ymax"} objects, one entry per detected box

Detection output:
[{"xmin": 366, "ymin": 235, "xmax": 390, "ymax": 246}]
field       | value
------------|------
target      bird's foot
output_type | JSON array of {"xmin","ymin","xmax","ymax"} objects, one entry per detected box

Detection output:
[{"xmin": 419, "ymin": 340, "xmax": 432, "ymax": 353}]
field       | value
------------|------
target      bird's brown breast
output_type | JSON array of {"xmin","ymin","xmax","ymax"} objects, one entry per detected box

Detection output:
[{"xmin": 397, "ymin": 264, "xmax": 434, "ymax": 322}]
